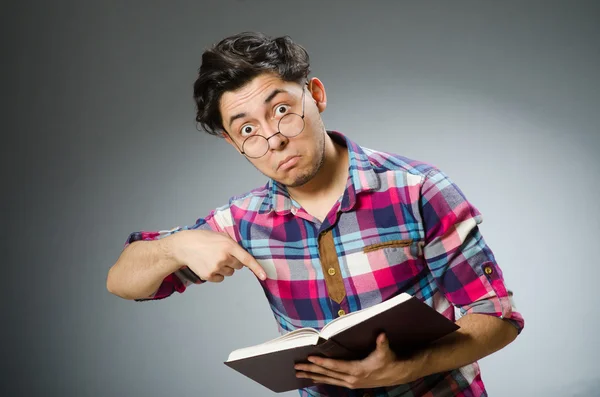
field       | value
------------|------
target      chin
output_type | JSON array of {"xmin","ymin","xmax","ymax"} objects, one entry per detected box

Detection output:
[
  {"xmin": 274, "ymin": 148, "xmax": 325, "ymax": 187},
  {"xmin": 286, "ymin": 175, "xmax": 312, "ymax": 188},
  {"xmin": 281, "ymin": 166, "xmax": 318, "ymax": 187}
]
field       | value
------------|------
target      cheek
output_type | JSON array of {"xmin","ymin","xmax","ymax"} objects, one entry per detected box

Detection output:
[{"xmin": 306, "ymin": 114, "xmax": 325, "ymax": 135}]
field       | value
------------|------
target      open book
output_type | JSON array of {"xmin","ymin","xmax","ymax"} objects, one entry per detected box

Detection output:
[{"xmin": 224, "ymin": 293, "xmax": 459, "ymax": 393}]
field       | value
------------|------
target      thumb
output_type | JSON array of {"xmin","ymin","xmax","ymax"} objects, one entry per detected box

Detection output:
[{"xmin": 376, "ymin": 333, "xmax": 389, "ymax": 351}]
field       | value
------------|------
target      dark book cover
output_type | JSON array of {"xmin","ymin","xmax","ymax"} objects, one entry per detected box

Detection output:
[
  {"xmin": 224, "ymin": 296, "xmax": 459, "ymax": 393},
  {"xmin": 224, "ymin": 338, "xmax": 354, "ymax": 393},
  {"xmin": 330, "ymin": 297, "xmax": 460, "ymax": 359}
]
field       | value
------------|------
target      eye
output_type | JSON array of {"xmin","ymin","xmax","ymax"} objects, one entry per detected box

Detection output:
[
  {"xmin": 274, "ymin": 105, "xmax": 290, "ymax": 118},
  {"xmin": 240, "ymin": 124, "xmax": 256, "ymax": 136}
]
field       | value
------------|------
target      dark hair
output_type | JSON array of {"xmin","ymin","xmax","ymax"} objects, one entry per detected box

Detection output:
[{"xmin": 193, "ymin": 32, "xmax": 311, "ymax": 137}]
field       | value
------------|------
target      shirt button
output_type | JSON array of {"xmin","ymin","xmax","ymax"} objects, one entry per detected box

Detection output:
[
  {"xmin": 327, "ymin": 267, "xmax": 336, "ymax": 276},
  {"xmin": 338, "ymin": 309, "xmax": 346, "ymax": 316},
  {"xmin": 484, "ymin": 266, "xmax": 493, "ymax": 275}
]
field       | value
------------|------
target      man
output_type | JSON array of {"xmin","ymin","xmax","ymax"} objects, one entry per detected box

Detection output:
[{"xmin": 107, "ymin": 32, "xmax": 524, "ymax": 396}]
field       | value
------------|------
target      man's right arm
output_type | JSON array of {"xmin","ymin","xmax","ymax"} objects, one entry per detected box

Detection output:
[
  {"xmin": 106, "ymin": 234, "xmax": 187, "ymax": 300},
  {"xmin": 106, "ymin": 212, "xmax": 266, "ymax": 301}
]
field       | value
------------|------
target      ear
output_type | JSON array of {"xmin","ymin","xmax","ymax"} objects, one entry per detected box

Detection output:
[
  {"xmin": 307, "ymin": 77, "xmax": 327, "ymax": 113},
  {"xmin": 222, "ymin": 132, "xmax": 243, "ymax": 155}
]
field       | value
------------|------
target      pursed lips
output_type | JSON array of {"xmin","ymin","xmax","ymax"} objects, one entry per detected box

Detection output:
[{"xmin": 277, "ymin": 155, "xmax": 300, "ymax": 170}]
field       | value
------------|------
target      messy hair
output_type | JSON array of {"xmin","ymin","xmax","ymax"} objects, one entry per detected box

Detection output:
[{"xmin": 193, "ymin": 32, "xmax": 310, "ymax": 136}]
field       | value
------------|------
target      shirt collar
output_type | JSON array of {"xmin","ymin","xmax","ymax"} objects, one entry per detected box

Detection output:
[{"xmin": 262, "ymin": 131, "xmax": 380, "ymax": 215}]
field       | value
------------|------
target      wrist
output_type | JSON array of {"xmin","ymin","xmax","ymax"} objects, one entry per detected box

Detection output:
[
  {"xmin": 394, "ymin": 350, "xmax": 428, "ymax": 385},
  {"xmin": 157, "ymin": 234, "xmax": 182, "ymax": 273},
  {"xmin": 158, "ymin": 232, "xmax": 205, "ymax": 282}
]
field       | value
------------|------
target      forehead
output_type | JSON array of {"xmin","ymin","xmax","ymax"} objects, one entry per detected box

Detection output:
[{"xmin": 220, "ymin": 74, "xmax": 293, "ymax": 117}]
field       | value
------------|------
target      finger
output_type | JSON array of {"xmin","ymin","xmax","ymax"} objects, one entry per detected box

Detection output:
[
  {"xmin": 218, "ymin": 266, "xmax": 235, "ymax": 277},
  {"xmin": 306, "ymin": 356, "xmax": 357, "ymax": 375},
  {"xmin": 376, "ymin": 333, "xmax": 388, "ymax": 350},
  {"xmin": 296, "ymin": 372, "xmax": 351, "ymax": 389},
  {"xmin": 229, "ymin": 260, "xmax": 244, "ymax": 270},
  {"xmin": 295, "ymin": 363, "xmax": 351, "ymax": 382},
  {"xmin": 229, "ymin": 243, "xmax": 266, "ymax": 280},
  {"xmin": 374, "ymin": 333, "xmax": 397, "ymax": 361},
  {"xmin": 206, "ymin": 274, "xmax": 225, "ymax": 283}
]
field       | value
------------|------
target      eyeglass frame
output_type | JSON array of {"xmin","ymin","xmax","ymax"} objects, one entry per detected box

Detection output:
[{"xmin": 223, "ymin": 82, "xmax": 308, "ymax": 159}]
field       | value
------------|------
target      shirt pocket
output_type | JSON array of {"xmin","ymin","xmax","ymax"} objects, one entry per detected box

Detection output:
[{"xmin": 363, "ymin": 238, "xmax": 420, "ymax": 254}]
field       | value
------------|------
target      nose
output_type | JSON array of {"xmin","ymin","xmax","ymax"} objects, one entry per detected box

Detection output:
[
  {"xmin": 268, "ymin": 131, "xmax": 288, "ymax": 151},
  {"xmin": 264, "ymin": 123, "xmax": 288, "ymax": 151}
]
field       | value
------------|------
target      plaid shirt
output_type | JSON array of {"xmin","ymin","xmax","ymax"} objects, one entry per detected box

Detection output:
[{"xmin": 125, "ymin": 131, "xmax": 524, "ymax": 397}]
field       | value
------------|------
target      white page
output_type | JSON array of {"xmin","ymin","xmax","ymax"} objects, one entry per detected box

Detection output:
[{"xmin": 227, "ymin": 331, "xmax": 320, "ymax": 361}]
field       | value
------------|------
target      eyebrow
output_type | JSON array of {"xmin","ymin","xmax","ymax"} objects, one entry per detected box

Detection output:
[{"xmin": 228, "ymin": 88, "xmax": 290, "ymax": 129}]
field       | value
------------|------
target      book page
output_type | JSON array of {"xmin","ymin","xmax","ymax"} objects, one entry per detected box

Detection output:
[
  {"xmin": 320, "ymin": 293, "xmax": 413, "ymax": 340},
  {"xmin": 226, "ymin": 328, "xmax": 320, "ymax": 362}
]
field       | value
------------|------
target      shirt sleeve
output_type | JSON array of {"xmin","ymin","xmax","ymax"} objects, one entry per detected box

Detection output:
[
  {"xmin": 419, "ymin": 167, "xmax": 525, "ymax": 334},
  {"xmin": 123, "ymin": 206, "xmax": 237, "ymax": 302}
]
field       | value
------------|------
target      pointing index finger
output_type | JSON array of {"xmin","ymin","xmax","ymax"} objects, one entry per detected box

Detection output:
[{"xmin": 230, "ymin": 243, "xmax": 266, "ymax": 280}]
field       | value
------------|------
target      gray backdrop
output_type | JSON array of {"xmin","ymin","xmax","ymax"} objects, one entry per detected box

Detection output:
[{"xmin": 3, "ymin": 1, "xmax": 599, "ymax": 396}]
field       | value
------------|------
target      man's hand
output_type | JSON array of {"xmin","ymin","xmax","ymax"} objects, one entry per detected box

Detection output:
[
  {"xmin": 168, "ymin": 229, "xmax": 266, "ymax": 282},
  {"xmin": 294, "ymin": 333, "xmax": 418, "ymax": 389}
]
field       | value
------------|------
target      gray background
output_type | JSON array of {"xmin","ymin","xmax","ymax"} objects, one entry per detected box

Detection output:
[{"xmin": 3, "ymin": 1, "xmax": 599, "ymax": 396}]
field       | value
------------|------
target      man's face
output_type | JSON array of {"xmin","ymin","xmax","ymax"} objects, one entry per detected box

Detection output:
[{"xmin": 219, "ymin": 73, "xmax": 327, "ymax": 187}]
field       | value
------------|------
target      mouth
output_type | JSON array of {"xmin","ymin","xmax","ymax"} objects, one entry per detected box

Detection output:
[{"xmin": 277, "ymin": 155, "xmax": 300, "ymax": 171}]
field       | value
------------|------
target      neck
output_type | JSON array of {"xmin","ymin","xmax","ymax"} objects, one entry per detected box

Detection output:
[{"xmin": 287, "ymin": 134, "xmax": 349, "ymax": 204}]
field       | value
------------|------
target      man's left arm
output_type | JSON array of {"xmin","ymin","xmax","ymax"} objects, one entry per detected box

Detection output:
[
  {"xmin": 295, "ymin": 167, "xmax": 524, "ymax": 388},
  {"xmin": 410, "ymin": 311, "xmax": 518, "ymax": 380},
  {"xmin": 295, "ymin": 313, "xmax": 517, "ymax": 389},
  {"xmin": 416, "ymin": 166, "xmax": 525, "ymax": 337}
]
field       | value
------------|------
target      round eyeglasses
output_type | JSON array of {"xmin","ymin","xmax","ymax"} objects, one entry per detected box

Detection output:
[{"xmin": 229, "ymin": 86, "xmax": 306, "ymax": 159}]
